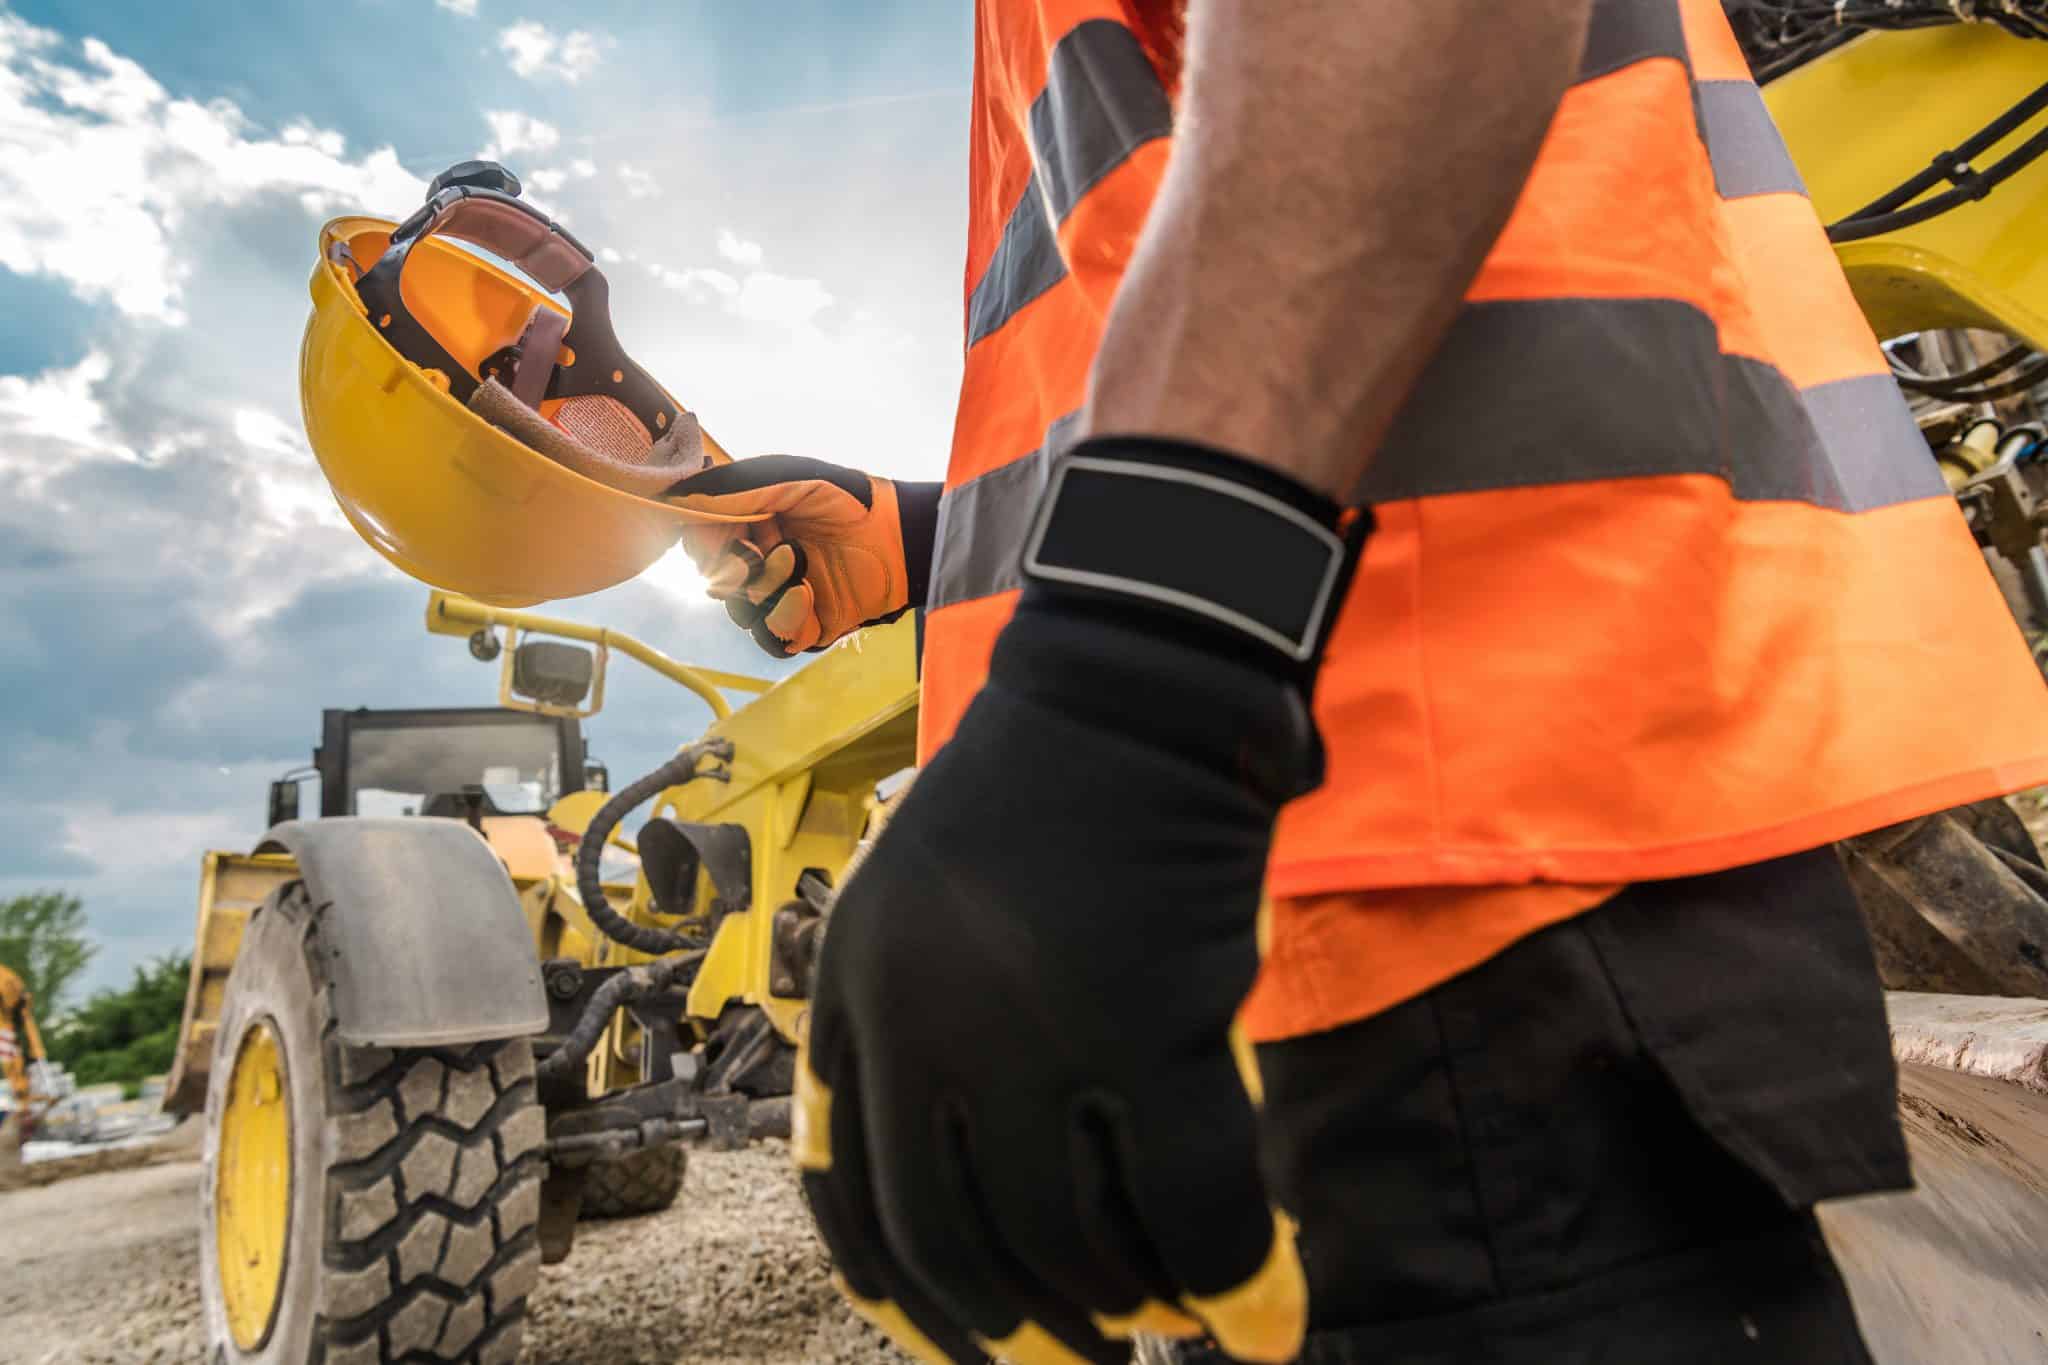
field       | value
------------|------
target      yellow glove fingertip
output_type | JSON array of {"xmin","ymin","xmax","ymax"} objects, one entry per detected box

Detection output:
[
  {"xmin": 792, "ymin": 1047, "xmax": 832, "ymax": 1174},
  {"xmin": 834, "ymin": 1278, "xmax": 953, "ymax": 1365},
  {"xmin": 1229, "ymin": 1019, "xmax": 1266, "ymax": 1108},
  {"xmin": 974, "ymin": 1321, "xmax": 1094, "ymax": 1365},
  {"xmin": 1182, "ymin": 1211, "xmax": 1308, "ymax": 1365},
  {"xmin": 1092, "ymin": 1300, "xmax": 1206, "ymax": 1340}
]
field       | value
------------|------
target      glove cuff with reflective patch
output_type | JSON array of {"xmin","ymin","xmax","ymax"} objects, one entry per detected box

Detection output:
[{"xmin": 1021, "ymin": 437, "xmax": 1367, "ymax": 682}]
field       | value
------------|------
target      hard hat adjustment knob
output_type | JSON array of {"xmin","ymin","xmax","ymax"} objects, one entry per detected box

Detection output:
[{"xmin": 428, "ymin": 159, "xmax": 523, "ymax": 201}]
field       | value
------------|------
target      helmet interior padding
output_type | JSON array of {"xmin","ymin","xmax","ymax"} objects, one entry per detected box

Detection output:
[{"xmin": 469, "ymin": 377, "xmax": 713, "ymax": 498}]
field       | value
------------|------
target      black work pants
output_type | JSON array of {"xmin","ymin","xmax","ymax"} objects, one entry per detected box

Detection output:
[{"xmin": 1186, "ymin": 848, "xmax": 1908, "ymax": 1364}]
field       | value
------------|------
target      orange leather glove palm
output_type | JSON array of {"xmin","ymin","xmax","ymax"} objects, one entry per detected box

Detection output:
[{"xmin": 666, "ymin": 456, "xmax": 939, "ymax": 656}]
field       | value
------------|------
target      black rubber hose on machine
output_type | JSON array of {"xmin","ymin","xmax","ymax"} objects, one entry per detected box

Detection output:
[
  {"xmin": 574, "ymin": 736, "xmax": 733, "ymax": 956},
  {"xmin": 536, "ymin": 953, "xmax": 701, "ymax": 1081},
  {"xmin": 534, "ymin": 737, "xmax": 733, "ymax": 1083}
]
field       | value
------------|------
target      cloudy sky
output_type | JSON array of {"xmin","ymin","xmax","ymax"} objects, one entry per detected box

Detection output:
[{"xmin": 0, "ymin": 0, "xmax": 972, "ymax": 998}]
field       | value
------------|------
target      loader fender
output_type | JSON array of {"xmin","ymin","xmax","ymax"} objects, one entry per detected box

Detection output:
[{"xmin": 254, "ymin": 818, "xmax": 549, "ymax": 1048}]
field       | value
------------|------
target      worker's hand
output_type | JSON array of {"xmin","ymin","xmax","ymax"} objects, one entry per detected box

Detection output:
[
  {"xmin": 664, "ymin": 456, "xmax": 939, "ymax": 657},
  {"xmin": 797, "ymin": 440, "xmax": 1357, "ymax": 1365}
]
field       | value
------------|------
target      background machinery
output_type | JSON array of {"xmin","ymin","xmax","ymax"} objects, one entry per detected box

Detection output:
[
  {"xmin": 171, "ymin": 592, "xmax": 917, "ymax": 1363},
  {"xmin": 0, "ymin": 963, "xmax": 51, "ymax": 1162}
]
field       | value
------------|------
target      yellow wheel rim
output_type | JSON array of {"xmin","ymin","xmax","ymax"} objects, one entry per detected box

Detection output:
[{"xmin": 216, "ymin": 1020, "xmax": 292, "ymax": 1350}]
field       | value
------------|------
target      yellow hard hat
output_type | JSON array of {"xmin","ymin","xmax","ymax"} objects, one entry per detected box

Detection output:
[{"xmin": 300, "ymin": 161, "xmax": 760, "ymax": 606}]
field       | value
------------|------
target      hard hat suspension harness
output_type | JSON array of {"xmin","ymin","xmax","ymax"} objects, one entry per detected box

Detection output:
[{"xmin": 352, "ymin": 162, "xmax": 711, "ymax": 495}]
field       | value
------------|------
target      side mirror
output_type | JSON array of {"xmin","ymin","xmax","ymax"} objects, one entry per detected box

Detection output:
[
  {"xmin": 267, "ymin": 779, "xmax": 301, "ymax": 829},
  {"xmin": 506, "ymin": 639, "xmax": 602, "ymax": 716},
  {"xmin": 583, "ymin": 760, "xmax": 610, "ymax": 793}
]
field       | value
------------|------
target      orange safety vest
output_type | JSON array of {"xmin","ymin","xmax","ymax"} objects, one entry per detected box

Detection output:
[{"xmin": 925, "ymin": 1, "xmax": 2048, "ymax": 899}]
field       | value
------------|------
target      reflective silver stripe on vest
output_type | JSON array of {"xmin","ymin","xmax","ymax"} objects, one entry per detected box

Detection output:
[
  {"xmin": 966, "ymin": 188, "xmax": 1066, "ymax": 351},
  {"xmin": 1356, "ymin": 299, "xmax": 1942, "ymax": 511},
  {"xmin": 967, "ymin": 20, "xmax": 1171, "ymax": 349},
  {"xmin": 930, "ymin": 412, "xmax": 1079, "ymax": 611},
  {"xmin": 1032, "ymin": 20, "xmax": 1174, "ymax": 222},
  {"xmin": 1697, "ymin": 79, "xmax": 1807, "ymax": 200},
  {"xmin": 966, "ymin": 0, "xmax": 1699, "ymax": 352},
  {"xmin": 1580, "ymin": 0, "xmax": 1688, "ymax": 82},
  {"xmin": 928, "ymin": 303, "xmax": 1945, "ymax": 613}
]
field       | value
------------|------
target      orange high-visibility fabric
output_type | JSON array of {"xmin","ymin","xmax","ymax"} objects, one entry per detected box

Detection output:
[{"xmin": 929, "ymin": 0, "xmax": 2048, "ymax": 1037}]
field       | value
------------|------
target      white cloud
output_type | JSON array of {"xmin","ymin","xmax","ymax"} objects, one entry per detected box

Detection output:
[
  {"xmin": 651, "ymin": 263, "xmax": 736, "ymax": 297},
  {"xmin": 482, "ymin": 109, "xmax": 559, "ymax": 161},
  {"xmin": 598, "ymin": 246, "xmax": 623, "ymax": 264},
  {"xmin": 281, "ymin": 122, "xmax": 345, "ymax": 157},
  {"xmin": 734, "ymin": 272, "xmax": 833, "ymax": 327},
  {"xmin": 648, "ymin": 258, "xmax": 834, "ymax": 329},
  {"xmin": 716, "ymin": 229, "xmax": 764, "ymax": 267},
  {"xmin": 0, "ymin": 351, "xmax": 135, "ymax": 470},
  {"xmin": 0, "ymin": 16, "xmax": 422, "ymax": 324},
  {"xmin": 499, "ymin": 21, "xmax": 606, "ymax": 83},
  {"xmin": 232, "ymin": 407, "xmax": 303, "ymax": 461},
  {"xmin": 54, "ymin": 806, "xmax": 248, "ymax": 879},
  {"xmin": 437, "ymin": 0, "xmax": 479, "ymax": 14},
  {"xmin": 521, "ymin": 160, "xmax": 592, "ymax": 194},
  {"xmin": 617, "ymin": 162, "xmax": 659, "ymax": 199}
]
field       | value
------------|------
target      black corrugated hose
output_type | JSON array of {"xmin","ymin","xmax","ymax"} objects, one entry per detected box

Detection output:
[
  {"xmin": 537, "ymin": 954, "xmax": 701, "ymax": 1081},
  {"xmin": 534, "ymin": 736, "xmax": 733, "ymax": 1083},
  {"xmin": 574, "ymin": 736, "xmax": 732, "ymax": 956}
]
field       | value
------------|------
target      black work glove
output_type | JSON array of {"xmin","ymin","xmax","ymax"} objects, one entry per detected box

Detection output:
[{"xmin": 796, "ymin": 438, "xmax": 1363, "ymax": 1364}]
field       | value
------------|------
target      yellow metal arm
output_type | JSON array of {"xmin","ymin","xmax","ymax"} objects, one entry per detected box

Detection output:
[{"xmin": 425, "ymin": 590, "xmax": 771, "ymax": 722}]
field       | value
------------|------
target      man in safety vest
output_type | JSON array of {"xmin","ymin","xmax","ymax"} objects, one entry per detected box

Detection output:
[
  {"xmin": 0, "ymin": 965, "xmax": 48, "ymax": 1166},
  {"xmin": 664, "ymin": 2, "xmax": 2048, "ymax": 1361}
]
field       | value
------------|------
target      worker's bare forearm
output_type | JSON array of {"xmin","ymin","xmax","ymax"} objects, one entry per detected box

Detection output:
[{"xmin": 1083, "ymin": 0, "xmax": 1595, "ymax": 499}]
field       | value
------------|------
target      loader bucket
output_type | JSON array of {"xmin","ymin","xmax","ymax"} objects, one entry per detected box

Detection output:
[{"xmin": 163, "ymin": 851, "xmax": 300, "ymax": 1116}]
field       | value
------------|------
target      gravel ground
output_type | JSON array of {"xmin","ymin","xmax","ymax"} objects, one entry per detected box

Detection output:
[{"xmin": 0, "ymin": 1139, "xmax": 912, "ymax": 1365}]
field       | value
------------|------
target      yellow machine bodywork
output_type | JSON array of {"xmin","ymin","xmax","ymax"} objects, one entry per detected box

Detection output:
[
  {"xmin": 165, "ymin": 852, "xmax": 297, "ymax": 1114},
  {"xmin": 427, "ymin": 592, "xmax": 921, "ymax": 1046},
  {"xmin": 167, "ymin": 597, "xmax": 919, "ymax": 1115},
  {"xmin": 166, "ymin": 840, "xmax": 650, "ymax": 1115},
  {"xmin": 214, "ymin": 1020, "xmax": 291, "ymax": 1350},
  {"xmin": 1766, "ymin": 30, "xmax": 2048, "ymax": 348},
  {"xmin": 168, "ymin": 819, "xmax": 632, "ymax": 1116}
]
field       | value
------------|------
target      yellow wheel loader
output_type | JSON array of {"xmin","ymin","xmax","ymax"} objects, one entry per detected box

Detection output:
[{"xmin": 169, "ymin": 593, "xmax": 917, "ymax": 1364}]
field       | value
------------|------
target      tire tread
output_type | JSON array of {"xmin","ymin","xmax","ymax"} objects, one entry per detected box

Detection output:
[{"xmin": 251, "ymin": 883, "xmax": 541, "ymax": 1365}]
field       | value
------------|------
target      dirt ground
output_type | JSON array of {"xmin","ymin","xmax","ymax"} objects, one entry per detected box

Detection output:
[{"xmin": 0, "ymin": 1139, "xmax": 910, "ymax": 1365}]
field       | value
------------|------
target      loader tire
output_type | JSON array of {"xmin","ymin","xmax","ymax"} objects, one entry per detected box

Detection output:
[
  {"xmin": 579, "ymin": 1142, "xmax": 686, "ymax": 1220},
  {"xmin": 201, "ymin": 881, "xmax": 545, "ymax": 1365}
]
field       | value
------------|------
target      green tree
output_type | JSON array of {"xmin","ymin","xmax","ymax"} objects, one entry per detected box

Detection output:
[
  {"xmin": 48, "ymin": 953, "xmax": 191, "ymax": 1088},
  {"xmin": 0, "ymin": 890, "xmax": 96, "ymax": 1017}
]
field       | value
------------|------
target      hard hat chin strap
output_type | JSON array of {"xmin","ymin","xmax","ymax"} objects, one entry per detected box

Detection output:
[{"xmin": 354, "ymin": 164, "xmax": 685, "ymax": 444}]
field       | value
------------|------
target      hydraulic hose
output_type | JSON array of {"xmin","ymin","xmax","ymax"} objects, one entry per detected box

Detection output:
[
  {"xmin": 536, "ymin": 953, "xmax": 701, "ymax": 1081},
  {"xmin": 537, "ymin": 736, "xmax": 735, "ymax": 1083},
  {"xmin": 573, "ymin": 736, "xmax": 733, "ymax": 957}
]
